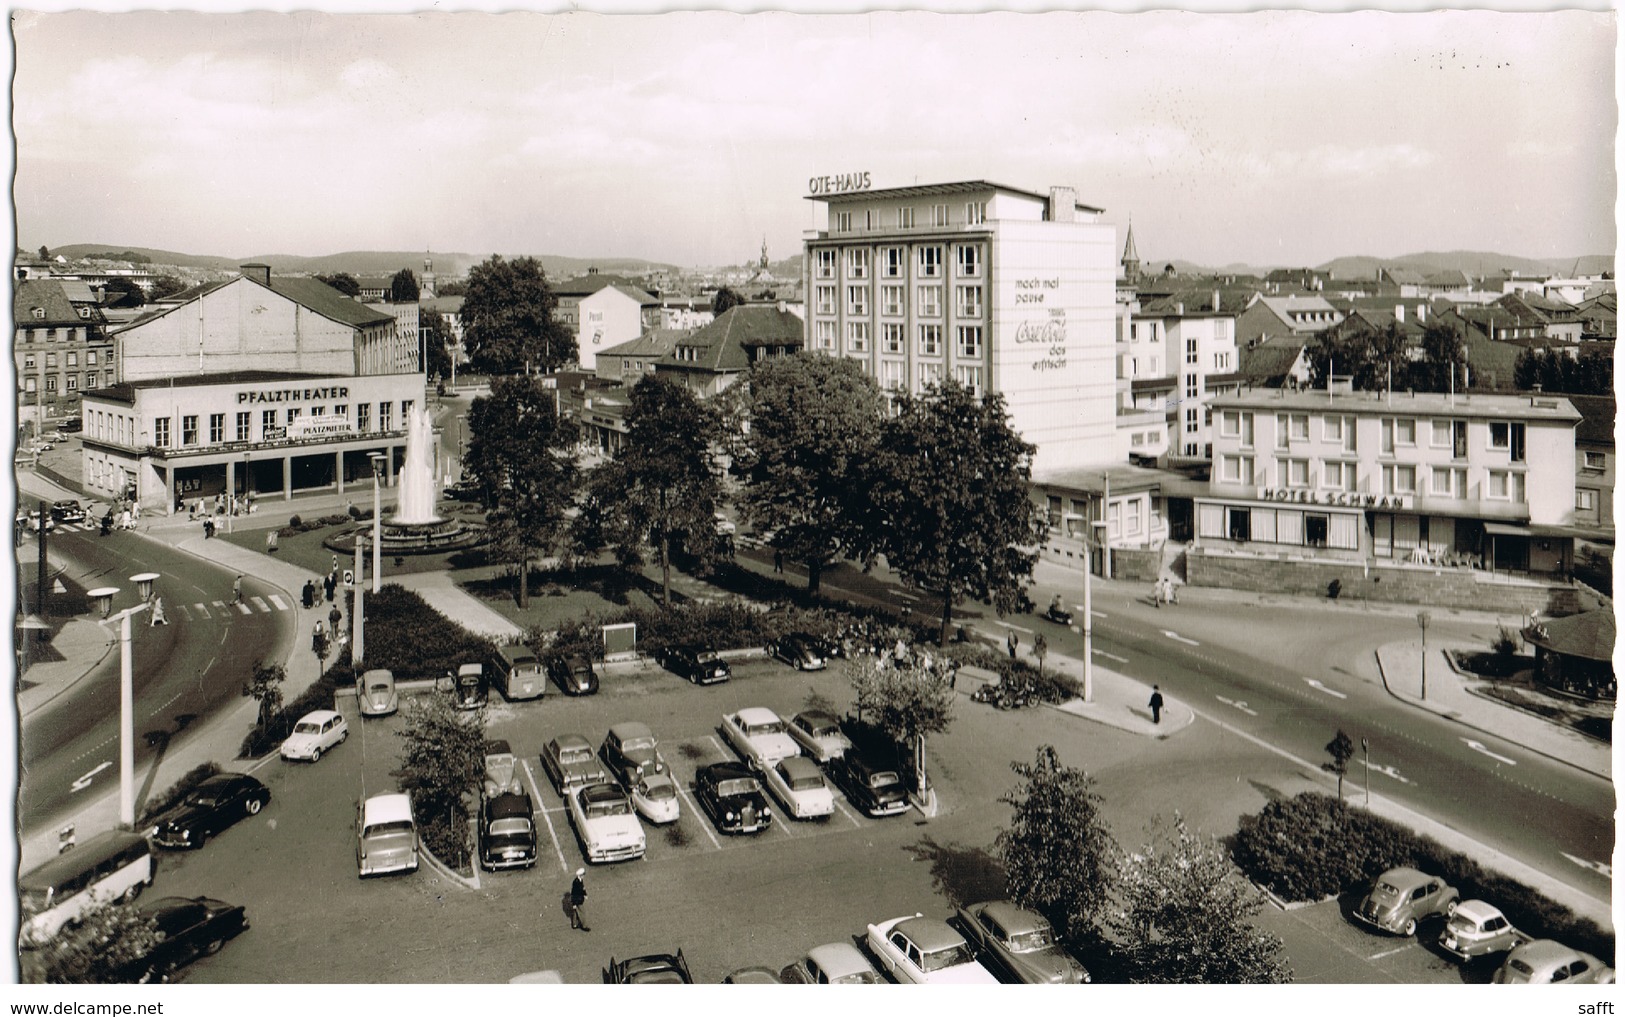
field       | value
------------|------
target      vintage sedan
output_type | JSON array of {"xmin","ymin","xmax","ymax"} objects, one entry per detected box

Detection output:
[
  {"xmin": 827, "ymin": 747, "xmax": 910, "ymax": 817},
  {"xmin": 865, "ymin": 913, "xmax": 999, "ymax": 984},
  {"xmin": 1439, "ymin": 900, "xmax": 1531, "ymax": 961},
  {"xmin": 1494, "ymin": 940, "xmax": 1615, "ymax": 984},
  {"xmin": 954, "ymin": 900, "xmax": 1090, "ymax": 983},
  {"xmin": 479, "ymin": 788, "xmax": 538, "ymax": 871},
  {"xmin": 761, "ymin": 756, "xmax": 835, "ymax": 820},
  {"xmin": 694, "ymin": 762, "xmax": 773, "ymax": 835},
  {"xmin": 787, "ymin": 710, "xmax": 854, "ymax": 763},
  {"xmin": 356, "ymin": 669, "xmax": 398, "ymax": 717},
  {"xmin": 657, "ymin": 645, "xmax": 731, "ymax": 685},
  {"xmin": 548, "ymin": 652, "xmax": 600, "ymax": 696},
  {"xmin": 605, "ymin": 951, "xmax": 693, "ymax": 984},
  {"xmin": 279, "ymin": 710, "xmax": 348, "ymax": 762},
  {"xmin": 451, "ymin": 662, "xmax": 487, "ymax": 710},
  {"xmin": 484, "ymin": 739, "xmax": 518, "ymax": 796},
  {"xmin": 151, "ymin": 773, "xmax": 270, "ymax": 849},
  {"xmin": 629, "ymin": 772, "xmax": 681, "ymax": 825},
  {"xmin": 356, "ymin": 793, "xmax": 419, "ymax": 878},
  {"xmin": 50, "ymin": 499, "xmax": 86, "ymax": 524},
  {"xmin": 780, "ymin": 942, "xmax": 886, "ymax": 984},
  {"xmin": 567, "ymin": 782, "xmax": 646, "ymax": 863},
  {"xmin": 599, "ymin": 722, "xmax": 667, "ymax": 786},
  {"xmin": 1353, "ymin": 867, "xmax": 1459, "ymax": 936},
  {"xmin": 768, "ymin": 632, "xmax": 827, "ymax": 671},
  {"xmin": 116, "ymin": 896, "xmax": 249, "ymax": 983},
  {"xmin": 541, "ymin": 734, "xmax": 612, "ymax": 796},
  {"xmin": 721, "ymin": 707, "xmax": 800, "ymax": 771}
]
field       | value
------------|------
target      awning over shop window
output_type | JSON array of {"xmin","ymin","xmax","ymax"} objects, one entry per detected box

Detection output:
[{"xmin": 1482, "ymin": 522, "xmax": 1532, "ymax": 537}]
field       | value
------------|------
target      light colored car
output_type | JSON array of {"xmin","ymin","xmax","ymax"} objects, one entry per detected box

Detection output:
[
  {"xmin": 280, "ymin": 710, "xmax": 348, "ymax": 762},
  {"xmin": 1353, "ymin": 866, "xmax": 1459, "ymax": 936},
  {"xmin": 567, "ymin": 782, "xmax": 646, "ymax": 863},
  {"xmin": 761, "ymin": 756, "xmax": 835, "ymax": 820},
  {"xmin": 630, "ymin": 772, "xmax": 680, "ymax": 825},
  {"xmin": 1439, "ymin": 900, "xmax": 1531, "ymax": 961},
  {"xmin": 721, "ymin": 707, "xmax": 801, "ymax": 771},
  {"xmin": 541, "ymin": 734, "xmax": 612, "ymax": 795},
  {"xmin": 356, "ymin": 669, "xmax": 398, "ymax": 717},
  {"xmin": 356, "ymin": 792, "xmax": 418, "ymax": 877},
  {"xmin": 780, "ymin": 942, "xmax": 885, "ymax": 984},
  {"xmin": 954, "ymin": 900, "xmax": 1090, "ymax": 983},
  {"xmin": 865, "ymin": 913, "xmax": 999, "ymax": 984},
  {"xmin": 484, "ymin": 739, "xmax": 518, "ymax": 796},
  {"xmin": 1494, "ymin": 939, "xmax": 1616, "ymax": 984},
  {"xmin": 787, "ymin": 710, "xmax": 854, "ymax": 763}
]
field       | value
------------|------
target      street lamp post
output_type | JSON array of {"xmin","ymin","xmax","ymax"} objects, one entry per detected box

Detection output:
[
  {"xmin": 1080, "ymin": 519, "xmax": 1107, "ymax": 703},
  {"xmin": 1417, "ymin": 610, "xmax": 1431, "ymax": 700},
  {"xmin": 353, "ymin": 530, "xmax": 366, "ymax": 665},
  {"xmin": 1361, "ymin": 735, "xmax": 1370, "ymax": 806},
  {"xmin": 89, "ymin": 576, "xmax": 157, "ymax": 829},
  {"xmin": 369, "ymin": 452, "xmax": 386, "ymax": 594}
]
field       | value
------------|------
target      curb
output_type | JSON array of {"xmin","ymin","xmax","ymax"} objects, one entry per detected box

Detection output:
[
  {"xmin": 1252, "ymin": 880, "xmax": 1337, "ymax": 913},
  {"xmin": 419, "ymin": 841, "xmax": 482, "ymax": 892},
  {"xmin": 18, "ymin": 621, "xmax": 119, "ymax": 720}
]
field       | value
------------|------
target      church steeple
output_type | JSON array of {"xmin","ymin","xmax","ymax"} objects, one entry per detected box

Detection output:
[
  {"xmin": 1121, "ymin": 221, "xmax": 1141, "ymax": 284},
  {"xmin": 760, "ymin": 236, "xmax": 770, "ymax": 271}
]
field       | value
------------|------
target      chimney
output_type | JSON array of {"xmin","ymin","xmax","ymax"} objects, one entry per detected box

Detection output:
[
  {"xmin": 1048, "ymin": 187, "xmax": 1076, "ymax": 223},
  {"xmin": 1394, "ymin": 304, "xmax": 1405, "ymax": 323},
  {"xmin": 240, "ymin": 263, "xmax": 271, "ymax": 286},
  {"xmin": 587, "ymin": 267, "xmax": 599, "ymax": 275},
  {"xmin": 1417, "ymin": 302, "xmax": 1426, "ymax": 322},
  {"xmin": 1212, "ymin": 290, "xmax": 1220, "ymax": 312},
  {"xmin": 1175, "ymin": 302, "xmax": 1184, "ymax": 315}
]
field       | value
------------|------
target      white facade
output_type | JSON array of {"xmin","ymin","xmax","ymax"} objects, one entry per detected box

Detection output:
[{"xmin": 577, "ymin": 286, "xmax": 653, "ymax": 373}]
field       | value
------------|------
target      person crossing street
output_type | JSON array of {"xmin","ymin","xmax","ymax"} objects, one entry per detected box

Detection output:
[{"xmin": 567, "ymin": 869, "xmax": 589, "ymax": 931}]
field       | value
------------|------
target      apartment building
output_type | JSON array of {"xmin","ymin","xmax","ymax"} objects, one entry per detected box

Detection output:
[{"xmin": 14, "ymin": 278, "xmax": 115, "ymax": 429}]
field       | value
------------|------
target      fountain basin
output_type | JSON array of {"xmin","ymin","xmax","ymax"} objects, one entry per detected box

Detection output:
[{"xmin": 322, "ymin": 517, "xmax": 489, "ymax": 557}]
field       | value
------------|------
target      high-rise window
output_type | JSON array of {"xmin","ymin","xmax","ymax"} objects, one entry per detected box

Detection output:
[
  {"xmin": 965, "ymin": 202, "xmax": 987, "ymax": 225},
  {"xmin": 835, "ymin": 211, "xmax": 853, "ymax": 232},
  {"xmin": 815, "ymin": 320, "xmax": 836, "ymax": 350},
  {"xmin": 848, "ymin": 248, "xmax": 869, "ymax": 279},
  {"xmin": 932, "ymin": 204, "xmax": 949, "ymax": 227},
  {"xmin": 956, "ymin": 326, "xmax": 983, "ymax": 358},
  {"xmin": 917, "ymin": 246, "xmax": 941, "ymax": 278},
  {"xmin": 881, "ymin": 247, "xmax": 904, "ymax": 278},
  {"xmin": 955, "ymin": 285, "xmax": 983, "ymax": 317},
  {"xmin": 882, "ymin": 323, "xmax": 905, "ymax": 354},
  {"xmin": 956, "ymin": 245, "xmax": 981, "ymax": 277},
  {"xmin": 916, "ymin": 285, "xmax": 941, "ymax": 318},
  {"xmin": 899, "ymin": 207, "xmax": 916, "ymax": 229},
  {"xmin": 816, "ymin": 250, "xmax": 836, "ymax": 278},
  {"xmin": 846, "ymin": 286, "xmax": 868, "ymax": 316},
  {"xmin": 815, "ymin": 286, "xmax": 835, "ymax": 315},
  {"xmin": 917, "ymin": 324, "xmax": 942, "ymax": 356},
  {"xmin": 881, "ymin": 285, "xmax": 904, "ymax": 316},
  {"xmin": 847, "ymin": 322, "xmax": 870, "ymax": 352},
  {"xmin": 955, "ymin": 365, "xmax": 984, "ymax": 394}
]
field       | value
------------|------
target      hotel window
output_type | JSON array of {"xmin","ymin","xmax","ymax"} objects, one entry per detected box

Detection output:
[
  {"xmin": 956, "ymin": 285, "xmax": 983, "ymax": 317},
  {"xmin": 848, "ymin": 249, "xmax": 869, "ymax": 279},
  {"xmin": 1430, "ymin": 466, "xmax": 1465, "ymax": 497},
  {"xmin": 846, "ymin": 286, "xmax": 868, "ymax": 316},
  {"xmin": 1185, "ymin": 375, "xmax": 1197, "ymax": 399},
  {"xmin": 1583, "ymin": 450, "xmax": 1606, "ymax": 471},
  {"xmin": 1326, "ymin": 415, "xmax": 1356, "ymax": 450},
  {"xmin": 154, "ymin": 418, "xmax": 171, "ymax": 447},
  {"xmin": 957, "ymin": 325, "xmax": 983, "ymax": 358},
  {"xmin": 835, "ymin": 211, "xmax": 853, "ymax": 232},
  {"xmin": 1577, "ymin": 489, "xmax": 1597, "ymax": 511},
  {"xmin": 918, "ymin": 324, "xmax": 942, "ymax": 356},
  {"xmin": 209, "ymin": 413, "xmax": 225, "ymax": 443},
  {"xmin": 23, "ymin": 354, "xmax": 35, "ymax": 369},
  {"xmin": 879, "ymin": 359, "xmax": 905, "ymax": 390},
  {"xmin": 67, "ymin": 352, "xmax": 78, "ymax": 367},
  {"xmin": 1185, "ymin": 338, "xmax": 1198, "ymax": 364},
  {"xmin": 815, "ymin": 286, "xmax": 835, "ymax": 315},
  {"xmin": 1288, "ymin": 413, "xmax": 1309, "ymax": 441},
  {"xmin": 899, "ymin": 207, "xmax": 916, "ymax": 228},
  {"xmin": 1451, "ymin": 420, "xmax": 1467, "ymax": 458},
  {"xmin": 864, "ymin": 209, "xmax": 878, "ymax": 230},
  {"xmin": 966, "ymin": 201, "xmax": 988, "ymax": 225},
  {"xmin": 916, "ymin": 285, "xmax": 941, "ymax": 318},
  {"xmin": 66, "ymin": 375, "xmax": 78, "ymax": 392},
  {"xmin": 1185, "ymin": 407, "xmax": 1199, "ymax": 434},
  {"xmin": 1322, "ymin": 461, "xmax": 1355, "ymax": 491},
  {"xmin": 1489, "ymin": 421, "xmax": 1526, "ymax": 462},
  {"xmin": 881, "ymin": 247, "xmax": 903, "ymax": 278},
  {"xmin": 918, "ymin": 362, "xmax": 943, "ymax": 388},
  {"xmin": 847, "ymin": 322, "xmax": 870, "ymax": 352},
  {"xmin": 954, "ymin": 365, "xmax": 984, "ymax": 395},
  {"xmin": 881, "ymin": 285, "xmax": 904, "ymax": 316},
  {"xmin": 1275, "ymin": 415, "xmax": 1291, "ymax": 450},
  {"xmin": 956, "ymin": 244, "xmax": 981, "ymax": 278},
  {"xmin": 816, "ymin": 250, "xmax": 836, "ymax": 279},
  {"xmin": 380, "ymin": 402, "xmax": 394, "ymax": 431},
  {"xmin": 46, "ymin": 352, "xmax": 58, "ymax": 368},
  {"xmin": 1383, "ymin": 464, "xmax": 1416, "ymax": 494},
  {"xmin": 236, "ymin": 412, "xmax": 251, "ymax": 441},
  {"xmin": 932, "ymin": 204, "xmax": 949, "ymax": 227},
  {"xmin": 815, "ymin": 320, "xmax": 836, "ymax": 350},
  {"xmin": 882, "ymin": 323, "xmax": 905, "ymax": 354},
  {"xmin": 1277, "ymin": 459, "xmax": 1310, "ymax": 488},
  {"xmin": 182, "ymin": 415, "xmax": 199, "ymax": 446},
  {"xmin": 917, "ymin": 245, "xmax": 941, "ymax": 278},
  {"xmin": 1487, "ymin": 470, "xmax": 1525, "ymax": 501},
  {"xmin": 87, "ymin": 351, "xmax": 97, "ymax": 365},
  {"xmin": 1429, "ymin": 419, "xmax": 1451, "ymax": 448},
  {"xmin": 1220, "ymin": 455, "xmax": 1254, "ymax": 485}
]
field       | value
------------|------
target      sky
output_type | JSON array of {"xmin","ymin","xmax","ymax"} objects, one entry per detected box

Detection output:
[{"xmin": 9, "ymin": 5, "xmax": 1618, "ymax": 271}]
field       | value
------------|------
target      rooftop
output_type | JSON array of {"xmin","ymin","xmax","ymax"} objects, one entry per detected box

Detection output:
[
  {"xmin": 806, "ymin": 179, "xmax": 1103, "ymax": 214},
  {"xmin": 1211, "ymin": 388, "xmax": 1581, "ymax": 423}
]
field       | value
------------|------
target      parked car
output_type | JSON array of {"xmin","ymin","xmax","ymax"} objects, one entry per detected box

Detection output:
[
  {"xmin": 780, "ymin": 942, "xmax": 886, "ymax": 984},
  {"xmin": 484, "ymin": 738, "xmax": 518, "ymax": 796},
  {"xmin": 451, "ymin": 662, "xmax": 487, "ymax": 710},
  {"xmin": 865, "ymin": 913, "xmax": 999, "ymax": 984},
  {"xmin": 657, "ymin": 645, "xmax": 731, "ymax": 685},
  {"xmin": 115, "ymin": 896, "xmax": 249, "ymax": 983},
  {"xmin": 1438, "ymin": 900, "xmax": 1532, "ymax": 961},
  {"xmin": 548, "ymin": 652, "xmax": 600, "ymax": 696},
  {"xmin": 954, "ymin": 900, "xmax": 1091, "ymax": 983},
  {"xmin": 604, "ymin": 951, "xmax": 692, "ymax": 984},
  {"xmin": 541, "ymin": 734, "xmax": 612, "ymax": 796},
  {"xmin": 56, "ymin": 417, "xmax": 83, "ymax": 433},
  {"xmin": 479, "ymin": 788, "xmax": 538, "ymax": 871},
  {"xmin": 356, "ymin": 668, "xmax": 398, "ymax": 717},
  {"xmin": 629, "ymin": 772, "xmax": 681, "ymax": 825},
  {"xmin": 17, "ymin": 510, "xmax": 55, "ymax": 533},
  {"xmin": 1354, "ymin": 867, "xmax": 1459, "ymax": 936},
  {"xmin": 445, "ymin": 476, "xmax": 482, "ymax": 502},
  {"xmin": 599, "ymin": 722, "xmax": 667, "ymax": 786},
  {"xmin": 761, "ymin": 756, "xmax": 835, "ymax": 820},
  {"xmin": 767, "ymin": 633, "xmax": 827, "ymax": 671},
  {"xmin": 356, "ymin": 792, "xmax": 419, "ymax": 878},
  {"xmin": 721, "ymin": 707, "xmax": 800, "ymax": 770},
  {"xmin": 722, "ymin": 966, "xmax": 781, "ymax": 983},
  {"xmin": 566, "ymin": 782, "xmax": 646, "ymax": 863},
  {"xmin": 280, "ymin": 710, "xmax": 348, "ymax": 762},
  {"xmin": 150, "ymin": 773, "xmax": 270, "ymax": 849},
  {"xmin": 1494, "ymin": 939, "xmax": 1616, "ymax": 984},
  {"xmin": 49, "ymin": 499, "xmax": 85, "ymax": 524},
  {"xmin": 693, "ymin": 762, "xmax": 773, "ymax": 835},
  {"xmin": 827, "ymin": 745, "xmax": 910, "ymax": 817},
  {"xmin": 787, "ymin": 710, "xmax": 854, "ymax": 763}
]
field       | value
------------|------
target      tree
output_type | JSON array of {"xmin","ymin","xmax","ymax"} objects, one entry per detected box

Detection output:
[
  {"xmin": 711, "ymin": 286, "xmax": 746, "ymax": 316},
  {"xmin": 1415, "ymin": 319, "xmax": 1467, "ymax": 392},
  {"xmin": 731, "ymin": 353, "xmax": 883, "ymax": 595},
  {"xmin": 100, "ymin": 277, "xmax": 145, "ymax": 308},
  {"xmin": 465, "ymin": 376, "xmax": 581, "ymax": 608},
  {"xmin": 241, "ymin": 660, "xmax": 287, "ymax": 730},
  {"xmin": 147, "ymin": 275, "xmax": 186, "ymax": 301},
  {"xmin": 995, "ymin": 745, "xmax": 1116, "ymax": 948},
  {"xmin": 420, "ymin": 306, "xmax": 456, "ymax": 380},
  {"xmin": 847, "ymin": 652, "xmax": 956, "ymax": 798},
  {"xmin": 1325, "ymin": 729, "xmax": 1355, "ymax": 802},
  {"xmin": 460, "ymin": 254, "xmax": 575, "ymax": 375},
  {"xmin": 315, "ymin": 272, "xmax": 361, "ymax": 298},
  {"xmin": 388, "ymin": 267, "xmax": 420, "ymax": 303},
  {"xmin": 38, "ymin": 245, "xmax": 49, "ymax": 260},
  {"xmin": 19, "ymin": 896, "xmax": 159, "ymax": 983},
  {"xmin": 1110, "ymin": 813, "xmax": 1292, "ymax": 984},
  {"xmin": 574, "ymin": 376, "xmax": 721, "ymax": 608},
  {"xmin": 393, "ymin": 695, "xmax": 486, "ymax": 868},
  {"xmin": 862, "ymin": 381, "xmax": 1048, "ymax": 645}
]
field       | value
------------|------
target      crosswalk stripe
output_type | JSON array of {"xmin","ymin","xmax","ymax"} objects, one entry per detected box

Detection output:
[
  {"xmin": 251, "ymin": 596, "xmax": 271, "ymax": 613},
  {"xmin": 177, "ymin": 604, "xmax": 195, "ymax": 622},
  {"xmin": 195, "ymin": 603, "xmax": 212, "ymax": 618},
  {"xmin": 236, "ymin": 602, "xmax": 252, "ymax": 614},
  {"xmin": 268, "ymin": 594, "xmax": 289, "ymax": 611}
]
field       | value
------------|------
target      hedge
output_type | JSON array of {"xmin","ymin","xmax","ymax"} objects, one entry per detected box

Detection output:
[{"xmin": 138, "ymin": 762, "xmax": 222, "ymax": 825}]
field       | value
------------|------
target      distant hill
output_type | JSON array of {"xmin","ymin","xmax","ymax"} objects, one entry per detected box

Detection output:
[
  {"xmin": 1315, "ymin": 251, "xmax": 1613, "ymax": 281},
  {"xmin": 45, "ymin": 245, "xmax": 679, "ymax": 280}
]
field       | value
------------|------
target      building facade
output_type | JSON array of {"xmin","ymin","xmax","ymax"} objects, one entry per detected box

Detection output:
[
  {"xmin": 577, "ymin": 284, "xmax": 660, "ymax": 372},
  {"xmin": 14, "ymin": 279, "xmax": 115, "ymax": 429}
]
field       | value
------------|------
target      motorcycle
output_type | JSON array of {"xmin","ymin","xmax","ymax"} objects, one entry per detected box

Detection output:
[{"xmin": 1042, "ymin": 603, "xmax": 1074, "ymax": 626}]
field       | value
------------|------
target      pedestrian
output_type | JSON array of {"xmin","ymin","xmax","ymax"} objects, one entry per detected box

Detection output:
[
  {"xmin": 118, "ymin": 508, "xmax": 131, "ymax": 531},
  {"xmin": 567, "ymin": 868, "xmax": 589, "ymax": 931},
  {"xmin": 312, "ymin": 622, "xmax": 328, "ymax": 660},
  {"xmin": 948, "ymin": 660, "xmax": 959, "ymax": 690},
  {"xmin": 1149, "ymin": 684, "xmax": 1164, "ymax": 725},
  {"xmin": 148, "ymin": 595, "xmax": 168, "ymax": 627},
  {"xmin": 1006, "ymin": 630, "xmax": 1019, "ymax": 659},
  {"xmin": 325, "ymin": 573, "xmax": 336, "ymax": 603},
  {"xmin": 329, "ymin": 604, "xmax": 343, "ymax": 633},
  {"xmin": 1165, "ymin": 577, "xmax": 1178, "ymax": 606},
  {"xmin": 302, "ymin": 580, "xmax": 315, "ymax": 610},
  {"xmin": 773, "ymin": 549, "xmax": 784, "ymax": 573},
  {"xmin": 1153, "ymin": 576, "xmax": 1164, "ymax": 608},
  {"xmin": 232, "ymin": 575, "xmax": 243, "ymax": 605}
]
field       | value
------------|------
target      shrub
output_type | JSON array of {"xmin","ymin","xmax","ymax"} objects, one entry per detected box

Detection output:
[
  {"xmin": 138, "ymin": 762, "xmax": 222, "ymax": 824},
  {"xmin": 347, "ymin": 504, "xmax": 362, "ymax": 520},
  {"xmin": 1327, "ymin": 579, "xmax": 1342, "ymax": 599},
  {"xmin": 1492, "ymin": 625, "xmax": 1522, "ymax": 658},
  {"xmin": 289, "ymin": 514, "xmax": 302, "ymax": 529}
]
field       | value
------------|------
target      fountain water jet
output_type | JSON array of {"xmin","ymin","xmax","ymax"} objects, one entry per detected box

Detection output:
[{"xmin": 392, "ymin": 405, "xmax": 440, "ymax": 525}]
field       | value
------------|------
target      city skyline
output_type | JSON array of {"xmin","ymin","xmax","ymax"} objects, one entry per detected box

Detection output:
[{"xmin": 10, "ymin": 8, "xmax": 1617, "ymax": 270}]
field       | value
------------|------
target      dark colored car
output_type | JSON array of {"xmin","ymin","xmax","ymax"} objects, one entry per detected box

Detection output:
[
  {"xmin": 548, "ymin": 652, "xmax": 600, "ymax": 696},
  {"xmin": 151, "ymin": 773, "xmax": 271, "ymax": 849},
  {"xmin": 55, "ymin": 417, "xmax": 83, "ymax": 433},
  {"xmin": 445, "ymin": 477, "xmax": 482, "ymax": 502},
  {"xmin": 604, "ymin": 950, "xmax": 693, "ymax": 984},
  {"xmin": 656, "ymin": 645, "xmax": 731, "ymax": 685},
  {"xmin": 117, "ymin": 896, "xmax": 249, "ymax": 983},
  {"xmin": 767, "ymin": 633, "xmax": 827, "ymax": 671},
  {"xmin": 49, "ymin": 499, "xmax": 85, "ymax": 524},
  {"xmin": 479, "ymin": 789, "xmax": 538, "ymax": 871},
  {"xmin": 828, "ymin": 747, "xmax": 910, "ymax": 817},
  {"xmin": 599, "ymin": 722, "xmax": 667, "ymax": 786},
  {"xmin": 694, "ymin": 762, "xmax": 772, "ymax": 834},
  {"xmin": 541, "ymin": 734, "xmax": 612, "ymax": 796}
]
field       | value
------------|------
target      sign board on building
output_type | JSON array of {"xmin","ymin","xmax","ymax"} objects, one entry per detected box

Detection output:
[
  {"xmin": 807, "ymin": 171, "xmax": 871, "ymax": 196},
  {"xmin": 285, "ymin": 415, "xmax": 353, "ymax": 440},
  {"xmin": 1255, "ymin": 488, "xmax": 1411, "ymax": 510}
]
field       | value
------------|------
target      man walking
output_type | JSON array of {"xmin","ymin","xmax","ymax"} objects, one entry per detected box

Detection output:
[
  {"xmin": 302, "ymin": 580, "xmax": 315, "ymax": 610},
  {"xmin": 567, "ymin": 868, "xmax": 589, "ymax": 931},
  {"xmin": 149, "ymin": 595, "xmax": 168, "ymax": 627},
  {"xmin": 232, "ymin": 575, "xmax": 244, "ymax": 605},
  {"xmin": 1148, "ymin": 684, "xmax": 1164, "ymax": 725},
  {"xmin": 1006, "ymin": 631, "xmax": 1019, "ymax": 659}
]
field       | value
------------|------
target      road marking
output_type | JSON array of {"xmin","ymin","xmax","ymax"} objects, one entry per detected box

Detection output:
[
  {"xmin": 194, "ymin": 603, "xmax": 211, "ymax": 619},
  {"xmin": 177, "ymin": 604, "xmax": 195, "ymax": 622},
  {"xmin": 1561, "ymin": 853, "xmax": 1612, "ymax": 878},
  {"xmin": 251, "ymin": 596, "xmax": 272, "ymax": 613},
  {"xmin": 1368, "ymin": 944, "xmax": 1414, "ymax": 960},
  {"xmin": 521, "ymin": 758, "xmax": 570, "ymax": 873},
  {"xmin": 1161, "ymin": 630, "xmax": 1200, "ymax": 646},
  {"xmin": 71, "ymin": 761, "xmax": 111, "ymax": 792},
  {"xmin": 268, "ymin": 594, "xmax": 289, "ymax": 610},
  {"xmin": 1093, "ymin": 649, "xmax": 1128, "ymax": 663},
  {"xmin": 235, "ymin": 602, "xmax": 253, "ymax": 614},
  {"xmin": 1303, "ymin": 678, "xmax": 1348, "ymax": 699},
  {"xmin": 1216, "ymin": 696, "xmax": 1258, "ymax": 716},
  {"xmin": 1369, "ymin": 764, "xmax": 1412, "ymax": 785},
  {"xmin": 671, "ymin": 781, "xmax": 723, "ymax": 850},
  {"xmin": 1461, "ymin": 738, "xmax": 1518, "ymax": 766},
  {"xmin": 830, "ymin": 796, "xmax": 864, "ymax": 828},
  {"xmin": 1091, "ymin": 609, "xmax": 1107, "ymax": 619}
]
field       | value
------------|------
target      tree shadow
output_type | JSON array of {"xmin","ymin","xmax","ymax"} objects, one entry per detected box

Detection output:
[{"xmin": 903, "ymin": 835, "xmax": 1007, "ymax": 910}]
